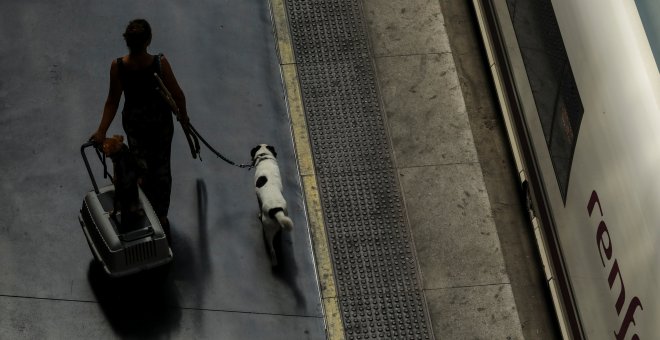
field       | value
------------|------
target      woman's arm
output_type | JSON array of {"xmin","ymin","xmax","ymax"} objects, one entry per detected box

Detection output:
[
  {"xmin": 160, "ymin": 55, "xmax": 189, "ymax": 125},
  {"xmin": 91, "ymin": 60, "xmax": 123, "ymax": 143}
]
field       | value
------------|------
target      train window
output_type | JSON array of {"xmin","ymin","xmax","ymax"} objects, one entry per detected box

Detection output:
[
  {"xmin": 506, "ymin": 0, "xmax": 584, "ymax": 201},
  {"xmin": 635, "ymin": 0, "xmax": 660, "ymax": 72}
]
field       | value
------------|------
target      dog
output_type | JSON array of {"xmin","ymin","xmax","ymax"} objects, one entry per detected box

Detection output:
[
  {"xmin": 251, "ymin": 144, "xmax": 293, "ymax": 266},
  {"xmin": 102, "ymin": 135, "xmax": 143, "ymax": 233}
]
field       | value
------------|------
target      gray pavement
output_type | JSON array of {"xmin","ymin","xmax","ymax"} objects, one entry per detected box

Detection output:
[
  {"xmin": 438, "ymin": 1, "xmax": 561, "ymax": 338},
  {"xmin": 363, "ymin": 0, "xmax": 560, "ymax": 338},
  {"xmin": 363, "ymin": 1, "xmax": 520, "ymax": 337},
  {"xmin": 0, "ymin": 1, "xmax": 324, "ymax": 339},
  {"xmin": 1, "ymin": 0, "xmax": 562, "ymax": 338}
]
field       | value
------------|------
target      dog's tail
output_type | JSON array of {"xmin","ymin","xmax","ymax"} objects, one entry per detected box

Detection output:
[{"xmin": 274, "ymin": 210, "xmax": 293, "ymax": 231}]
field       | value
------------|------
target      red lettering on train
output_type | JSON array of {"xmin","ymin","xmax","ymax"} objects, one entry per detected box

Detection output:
[
  {"xmin": 596, "ymin": 221, "xmax": 612, "ymax": 266},
  {"xmin": 587, "ymin": 190, "xmax": 643, "ymax": 339}
]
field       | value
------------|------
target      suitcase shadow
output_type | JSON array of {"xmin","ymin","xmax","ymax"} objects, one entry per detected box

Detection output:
[{"xmin": 87, "ymin": 256, "xmax": 182, "ymax": 338}]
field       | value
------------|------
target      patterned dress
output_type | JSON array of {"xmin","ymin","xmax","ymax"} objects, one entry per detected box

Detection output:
[{"xmin": 117, "ymin": 54, "xmax": 173, "ymax": 217}]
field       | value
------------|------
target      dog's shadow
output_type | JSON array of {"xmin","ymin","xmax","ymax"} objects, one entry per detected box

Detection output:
[{"xmin": 268, "ymin": 228, "xmax": 306, "ymax": 309}]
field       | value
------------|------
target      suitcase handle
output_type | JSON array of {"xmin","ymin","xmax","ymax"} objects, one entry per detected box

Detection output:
[{"xmin": 81, "ymin": 141, "xmax": 103, "ymax": 194}]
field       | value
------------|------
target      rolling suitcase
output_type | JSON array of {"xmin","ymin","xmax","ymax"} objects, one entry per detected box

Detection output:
[{"xmin": 78, "ymin": 141, "xmax": 172, "ymax": 277}]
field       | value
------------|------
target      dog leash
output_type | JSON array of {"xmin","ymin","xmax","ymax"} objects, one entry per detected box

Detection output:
[
  {"xmin": 188, "ymin": 123, "xmax": 254, "ymax": 170},
  {"xmin": 154, "ymin": 73, "xmax": 253, "ymax": 170},
  {"xmin": 153, "ymin": 73, "xmax": 201, "ymax": 160}
]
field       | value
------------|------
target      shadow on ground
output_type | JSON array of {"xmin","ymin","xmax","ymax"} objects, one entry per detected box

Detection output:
[
  {"xmin": 86, "ymin": 181, "xmax": 208, "ymax": 338},
  {"xmin": 270, "ymin": 228, "xmax": 306, "ymax": 309},
  {"xmin": 87, "ymin": 260, "xmax": 182, "ymax": 338}
]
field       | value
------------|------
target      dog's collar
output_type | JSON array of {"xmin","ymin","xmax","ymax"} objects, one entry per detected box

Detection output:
[{"xmin": 254, "ymin": 153, "xmax": 275, "ymax": 166}]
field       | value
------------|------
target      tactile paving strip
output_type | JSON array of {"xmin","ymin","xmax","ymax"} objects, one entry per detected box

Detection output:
[
  {"xmin": 285, "ymin": 0, "xmax": 434, "ymax": 338},
  {"xmin": 298, "ymin": 61, "xmax": 390, "ymax": 174}
]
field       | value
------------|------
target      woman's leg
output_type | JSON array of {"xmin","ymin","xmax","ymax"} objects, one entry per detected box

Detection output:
[{"xmin": 143, "ymin": 129, "xmax": 173, "ymax": 242}]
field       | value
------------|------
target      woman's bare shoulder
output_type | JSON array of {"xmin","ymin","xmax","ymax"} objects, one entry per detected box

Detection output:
[{"xmin": 159, "ymin": 54, "xmax": 171, "ymax": 65}]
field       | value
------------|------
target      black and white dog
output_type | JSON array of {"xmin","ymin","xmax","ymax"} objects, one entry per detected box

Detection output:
[{"xmin": 251, "ymin": 144, "xmax": 293, "ymax": 266}]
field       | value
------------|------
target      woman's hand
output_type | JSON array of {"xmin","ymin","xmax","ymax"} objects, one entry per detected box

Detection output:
[{"xmin": 90, "ymin": 130, "xmax": 106, "ymax": 145}]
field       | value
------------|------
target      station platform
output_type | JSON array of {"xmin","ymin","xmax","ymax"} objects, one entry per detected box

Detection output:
[{"xmin": 0, "ymin": 0, "xmax": 559, "ymax": 339}]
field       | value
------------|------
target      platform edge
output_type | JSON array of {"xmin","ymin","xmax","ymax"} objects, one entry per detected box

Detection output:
[{"xmin": 268, "ymin": 1, "xmax": 346, "ymax": 339}]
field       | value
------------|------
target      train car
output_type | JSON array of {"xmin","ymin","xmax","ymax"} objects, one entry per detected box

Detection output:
[{"xmin": 473, "ymin": 0, "xmax": 659, "ymax": 338}]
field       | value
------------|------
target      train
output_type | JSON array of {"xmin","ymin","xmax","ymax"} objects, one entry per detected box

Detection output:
[{"xmin": 472, "ymin": 0, "xmax": 659, "ymax": 338}]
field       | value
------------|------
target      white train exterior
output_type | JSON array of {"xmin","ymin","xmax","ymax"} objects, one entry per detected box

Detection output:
[{"xmin": 473, "ymin": 0, "xmax": 659, "ymax": 338}]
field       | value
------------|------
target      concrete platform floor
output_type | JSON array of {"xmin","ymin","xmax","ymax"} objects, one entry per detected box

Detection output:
[
  {"xmin": 361, "ymin": 0, "xmax": 561, "ymax": 338},
  {"xmin": 0, "ymin": 1, "xmax": 324, "ymax": 339},
  {"xmin": 1, "ymin": 0, "xmax": 562, "ymax": 339}
]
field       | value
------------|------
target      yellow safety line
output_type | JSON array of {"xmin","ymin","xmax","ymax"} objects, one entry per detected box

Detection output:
[
  {"xmin": 270, "ymin": 0, "xmax": 295, "ymax": 66},
  {"xmin": 268, "ymin": 0, "xmax": 345, "ymax": 339}
]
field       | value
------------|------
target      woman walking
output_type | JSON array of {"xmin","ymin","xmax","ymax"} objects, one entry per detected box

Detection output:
[{"xmin": 91, "ymin": 19, "xmax": 188, "ymax": 239}]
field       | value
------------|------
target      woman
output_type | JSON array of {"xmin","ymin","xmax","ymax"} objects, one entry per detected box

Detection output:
[{"xmin": 91, "ymin": 19, "xmax": 188, "ymax": 238}]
